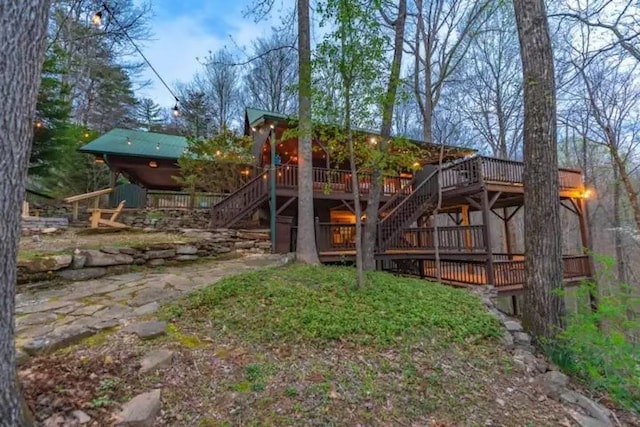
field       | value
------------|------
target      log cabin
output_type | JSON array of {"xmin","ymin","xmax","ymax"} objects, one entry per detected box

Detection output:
[{"xmin": 80, "ymin": 108, "xmax": 594, "ymax": 296}]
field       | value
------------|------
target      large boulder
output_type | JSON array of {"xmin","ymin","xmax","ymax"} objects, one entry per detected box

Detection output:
[{"xmin": 80, "ymin": 249, "xmax": 133, "ymax": 267}]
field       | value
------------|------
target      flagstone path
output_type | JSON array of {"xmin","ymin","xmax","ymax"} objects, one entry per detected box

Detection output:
[{"xmin": 15, "ymin": 254, "xmax": 289, "ymax": 358}]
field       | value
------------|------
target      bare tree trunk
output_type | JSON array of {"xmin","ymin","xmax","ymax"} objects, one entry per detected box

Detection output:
[
  {"xmin": 513, "ymin": 0, "xmax": 565, "ymax": 339},
  {"xmin": 363, "ymin": 0, "xmax": 407, "ymax": 270},
  {"xmin": 612, "ymin": 163, "xmax": 628, "ymax": 284},
  {"xmin": 296, "ymin": 0, "xmax": 320, "ymax": 264},
  {"xmin": 0, "ymin": 1, "xmax": 50, "ymax": 425}
]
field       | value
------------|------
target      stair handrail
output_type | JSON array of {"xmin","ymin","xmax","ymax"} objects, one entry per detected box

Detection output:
[
  {"xmin": 379, "ymin": 168, "xmax": 440, "ymax": 227},
  {"xmin": 377, "ymin": 176, "xmax": 417, "ymax": 218},
  {"xmin": 210, "ymin": 168, "xmax": 268, "ymax": 210}
]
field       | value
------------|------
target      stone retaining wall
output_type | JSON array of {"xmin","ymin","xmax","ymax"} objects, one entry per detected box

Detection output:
[{"xmin": 18, "ymin": 229, "xmax": 271, "ymax": 284}]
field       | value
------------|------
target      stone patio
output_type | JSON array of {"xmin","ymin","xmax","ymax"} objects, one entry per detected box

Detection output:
[{"xmin": 15, "ymin": 254, "xmax": 289, "ymax": 358}]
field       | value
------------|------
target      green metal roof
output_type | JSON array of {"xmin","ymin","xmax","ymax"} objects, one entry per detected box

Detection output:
[
  {"xmin": 79, "ymin": 128, "xmax": 187, "ymax": 160},
  {"xmin": 246, "ymin": 108, "xmax": 291, "ymax": 127}
]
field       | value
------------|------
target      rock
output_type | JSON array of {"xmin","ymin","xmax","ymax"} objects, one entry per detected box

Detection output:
[
  {"xmin": 42, "ymin": 227, "xmax": 58, "ymax": 234},
  {"xmin": 72, "ymin": 410, "xmax": 92, "ymax": 425},
  {"xmin": 514, "ymin": 331, "xmax": 532, "ymax": 345},
  {"xmin": 90, "ymin": 319, "xmax": 120, "ymax": 331},
  {"xmin": 81, "ymin": 249, "xmax": 134, "ymax": 267},
  {"xmin": 561, "ymin": 391, "xmax": 612, "ymax": 426},
  {"xmin": 122, "ymin": 321, "xmax": 167, "ymax": 339},
  {"xmin": 23, "ymin": 325, "xmax": 95, "ymax": 355},
  {"xmin": 115, "ymin": 389, "xmax": 161, "ymax": 427},
  {"xmin": 145, "ymin": 249, "xmax": 176, "ymax": 259},
  {"xmin": 43, "ymin": 413, "xmax": 66, "ymax": 426},
  {"xmin": 502, "ymin": 332, "xmax": 514, "ymax": 350},
  {"xmin": 504, "ymin": 320, "xmax": 522, "ymax": 332},
  {"xmin": 101, "ymin": 247, "xmax": 121, "ymax": 255},
  {"xmin": 31, "ymin": 234, "xmax": 41, "ymax": 242},
  {"xmin": 18, "ymin": 255, "xmax": 72, "ymax": 273},
  {"xmin": 139, "ymin": 349, "xmax": 174, "ymax": 374},
  {"xmin": 255, "ymin": 241, "xmax": 272, "ymax": 250},
  {"xmin": 237, "ymin": 231, "xmax": 269, "ymax": 240},
  {"xmin": 133, "ymin": 302, "xmax": 160, "ymax": 316},
  {"xmin": 72, "ymin": 254, "xmax": 87, "ymax": 269},
  {"xmin": 119, "ymin": 247, "xmax": 139, "ymax": 256},
  {"xmin": 175, "ymin": 255, "xmax": 198, "ymax": 261},
  {"xmin": 234, "ymin": 241, "xmax": 255, "ymax": 249},
  {"xmin": 57, "ymin": 267, "xmax": 107, "ymax": 281},
  {"xmin": 133, "ymin": 258, "xmax": 146, "ymax": 265},
  {"xmin": 512, "ymin": 349, "xmax": 541, "ymax": 374},
  {"xmin": 496, "ymin": 398, "xmax": 505, "ymax": 407},
  {"xmin": 72, "ymin": 304, "xmax": 106, "ymax": 316},
  {"xmin": 566, "ymin": 408, "xmax": 611, "ymax": 427},
  {"xmin": 16, "ymin": 311, "xmax": 57, "ymax": 327},
  {"xmin": 176, "ymin": 245, "xmax": 198, "ymax": 255},
  {"xmin": 16, "ymin": 300, "xmax": 72, "ymax": 315},
  {"xmin": 537, "ymin": 370, "xmax": 569, "ymax": 399},
  {"xmin": 148, "ymin": 259, "xmax": 165, "ymax": 267}
]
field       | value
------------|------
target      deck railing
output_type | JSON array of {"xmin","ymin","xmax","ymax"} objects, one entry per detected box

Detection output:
[
  {"xmin": 380, "ymin": 254, "xmax": 591, "ymax": 288},
  {"xmin": 147, "ymin": 191, "xmax": 227, "ymax": 209},
  {"xmin": 439, "ymin": 156, "xmax": 583, "ymax": 191},
  {"xmin": 275, "ymin": 165, "xmax": 412, "ymax": 196},
  {"xmin": 316, "ymin": 222, "xmax": 358, "ymax": 252},
  {"xmin": 386, "ymin": 225, "xmax": 486, "ymax": 252},
  {"xmin": 441, "ymin": 157, "xmax": 482, "ymax": 190}
]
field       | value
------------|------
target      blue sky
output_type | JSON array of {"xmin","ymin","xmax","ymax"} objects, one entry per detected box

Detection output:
[{"xmin": 135, "ymin": 0, "xmax": 294, "ymax": 107}]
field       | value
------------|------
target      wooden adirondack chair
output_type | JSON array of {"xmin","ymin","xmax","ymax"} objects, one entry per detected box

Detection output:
[{"xmin": 89, "ymin": 200, "xmax": 128, "ymax": 229}]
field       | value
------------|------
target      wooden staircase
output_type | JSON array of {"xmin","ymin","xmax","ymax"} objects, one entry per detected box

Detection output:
[
  {"xmin": 377, "ymin": 169, "xmax": 440, "ymax": 251},
  {"xmin": 210, "ymin": 170, "xmax": 269, "ymax": 228},
  {"xmin": 377, "ymin": 176, "xmax": 416, "ymax": 219}
]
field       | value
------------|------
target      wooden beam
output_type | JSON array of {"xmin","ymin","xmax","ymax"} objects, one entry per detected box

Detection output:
[
  {"xmin": 464, "ymin": 196, "xmax": 482, "ymax": 210},
  {"xmin": 488, "ymin": 191, "xmax": 502, "ymax": 209},
  {"xmin": 276, "ymin": 197, "xmax": 296, "ymax": 215},
  {"xmin": 503, "ymin": 207, "xmax": 513, "ymax": 260},
  {"xmin": 506, "ymin": 205, "xmax": 522, "ymax": 222},
  {"xmin": 461, "ymin": 205, "xmax": 472, "ymax": 253},
  {"xmin": 481, "ymin": 189, "xmax": 495, "ymax": 286},
  {"xmin": 340, "ymin": 199, "xmax": 356, "ymax": 214}
]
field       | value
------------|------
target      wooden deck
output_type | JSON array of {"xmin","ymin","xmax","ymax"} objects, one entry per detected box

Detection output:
[{"xmin": 305, "ymin": 222, "xmax": 592, "ymax": 293}]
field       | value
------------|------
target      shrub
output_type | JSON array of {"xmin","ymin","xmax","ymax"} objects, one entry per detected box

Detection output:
[{"xmin": 549, "ymin": 274, "xmax": 640, "ymax": 413}]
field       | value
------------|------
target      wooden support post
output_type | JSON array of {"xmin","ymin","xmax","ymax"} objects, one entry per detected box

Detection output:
[
  {"xmin": 503, "ymin": 207, "xmax": 513, "ymax": 260},
  {"xmin": 72, "ymin": 202, "xmax": 79, "ymax": 221},
  {"xmin": 482, "ymin": 190, "xmax": 495, "ymax": 286},
  {"xmin": 511, "ymin": 295, "xmax": 519, "ymax": 316},
  {"xmin": 461, "ymin": 205, "xmax": 471, "ymax": 252}
]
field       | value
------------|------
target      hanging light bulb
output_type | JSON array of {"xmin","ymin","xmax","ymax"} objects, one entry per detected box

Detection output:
[
  {"xmin": 126, "ymin": 137, "xmax": 132, "ymax": 145},
  {"xmin": 35, "ymin": 121, "xmax": 43, "ymax": 128},
  {"xmin": 156, "ymin": 143, "xmax": 160, "ymax": 150},
  {"xmin": 172, "ymin": 98, "xmax": 180, "ymax": 117},
  {"xmin": 92, "ymin": 10, "xmax": 103, "ymax": 26}
]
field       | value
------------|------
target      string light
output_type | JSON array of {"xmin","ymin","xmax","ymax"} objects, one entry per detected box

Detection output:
[
  {"xmin": 35, "ymin": 121, "xmax": 43, "ymax": 128},
  {"xmin": 92, "ymin": 10, "xmax": 103, "ymax": 26},
  {"xmin": 156, "ymin": 143, "xmax": 160, "ymax": 150},
  {"xmin": 126, "ymin": 137, "xmax": 132, "ymax": 145},
  {"xmin": 149, "ymin": 160, "xmax": 158, "ymax": 168},
  {"xmin": 93, "ymin": 3, "xmax": 183, "ymax": 114}
]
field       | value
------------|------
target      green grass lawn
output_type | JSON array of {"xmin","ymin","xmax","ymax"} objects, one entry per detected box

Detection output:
[{"xmin": 164, "ymin": 263, "xmax": 502, "ymax": 347}]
